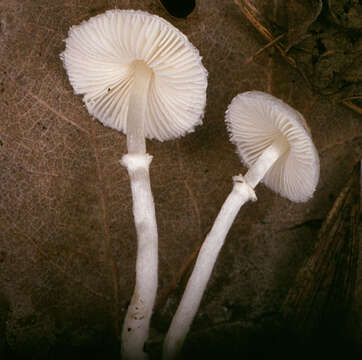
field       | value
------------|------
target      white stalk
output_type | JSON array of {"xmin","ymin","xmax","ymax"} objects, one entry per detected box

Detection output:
[
  {"xmin": 121, "ymin": 62, "xmax": 158, "ymax": 360},
  {"xmin": 162, "ymin": 136, "xmax": 289, "ymax": 360},
  {"xmin": 127, "ymin": 61, "xmax": 152, "ymax": 155}
]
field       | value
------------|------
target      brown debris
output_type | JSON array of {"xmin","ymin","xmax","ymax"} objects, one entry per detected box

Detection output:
[
  {"xmin": 233, "ymin": 0, "xmax": 296, "ymax": 67},
  {"xmin": 282, "ymin": 161, "xmax": 361, "ymax": 339},
  {"xmin": 235, "ymin": 0, "xmax": 362, "ymax": 117}
]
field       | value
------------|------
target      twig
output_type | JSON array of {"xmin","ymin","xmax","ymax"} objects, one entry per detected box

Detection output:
[
  {"xmin": 155, "ymin": 241, "xmax": 203, "ymax": 311},
  {"xmin": 234, "ymin": 0, "xmax": 296, "ymax": 67},
  {"xmin": 341, "ymin": 96, "xmax": 362, "ymax": 101},
  {"xmin": 342, "ymin": 100, "xmax": 362, "ymax": 115},
  {"xmin": 245, "ymin": 33, "xmax": 286, "ymax": 64}
]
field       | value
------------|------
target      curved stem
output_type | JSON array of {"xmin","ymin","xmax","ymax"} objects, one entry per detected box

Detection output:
[
  {"xmin": 121, "ymin": 62, "xmax": 157, "ymax": 360},
  {"xmin": 244, "ymin": 136, "xmax": 288, "ymax": 188},
  {"xmin": 162, "ymin": 136, "xmax": 288, "ymax": 359},
  {"xmin": 162, "ymin": 179, "xmax": 255, "ymax": 359}
]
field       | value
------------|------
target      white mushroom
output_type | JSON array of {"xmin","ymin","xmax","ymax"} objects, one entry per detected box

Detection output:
[
  {"xmin": 163, "ymin": 91, "xmax": 320, "ymax": 359},
  {"xmin": 61, "ymin": 9, "xmax": 207, "ymax": 360}
]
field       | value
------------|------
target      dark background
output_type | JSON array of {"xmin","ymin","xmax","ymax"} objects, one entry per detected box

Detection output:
[{"xmin": 0, "ymin": 0, "xmax": 361, "ymax": 358}]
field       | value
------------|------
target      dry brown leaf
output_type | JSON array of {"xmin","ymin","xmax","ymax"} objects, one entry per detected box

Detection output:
[{"xmin": 0, "ymin": 0, "xmax": 361, "ymax": 358}]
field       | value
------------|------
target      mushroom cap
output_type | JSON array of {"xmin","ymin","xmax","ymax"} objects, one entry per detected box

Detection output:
[
  {"xmin": 225, "ymin": 91, "xmax": 320, "ymax": 202},
  {"xmin": 61, "ymin": 10, "xmax": 207, "ymax": 141}
]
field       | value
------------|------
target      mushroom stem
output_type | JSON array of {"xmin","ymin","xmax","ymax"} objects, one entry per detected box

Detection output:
[
  {"xmin": 121, "ymin": 154, "xmax": 158, "ymax": 360},
  {"xmin": 121, "ymin": 62, "xmax": 158, "ymax": 360},
  {"xmin": 162, "ymin": 136, "xmax": 289, "ymax": 359},
  {"xmin": 126, "ymin": 61, "xmax": 153, "ymax": 155},
  {"xmin": 245, "ymin": 135, "xmax": 289, "ymax": 188}
]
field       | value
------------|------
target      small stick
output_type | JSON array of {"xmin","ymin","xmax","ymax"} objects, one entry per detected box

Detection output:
[
  {"xmin": 234, "ymin": 0, "xmax": 296, "ymax": 68},
  {"xmin": 245, "ymin": 34, "xmax": 286, "ymax": 64},
  {"xmin": 155, "ymin": 242, "xmax": 203, "ymax": 311},
  {"xmin": 342, "ymin": 100, "xmax": 362, "ymax": 115},
  {"xmin": 341, "ymin": 96, "xmax": 362, "ymax": 101}
]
